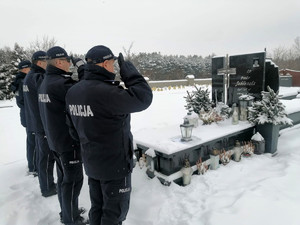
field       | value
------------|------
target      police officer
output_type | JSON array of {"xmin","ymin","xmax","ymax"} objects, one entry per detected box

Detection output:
[
  {"xmin": 11, "ymin": 60, "xmax": 37, "ymax": 175},
  {"xmin": 38, "ymin": 46, "xmax": 87, "ymax": 225},
  {"xmin": 23, "ymin": 51, "xmax": 56, "ymax": 197},
  {"xmin": 65, "ymin": 45, "xmax": 153, "ymax": 225}
]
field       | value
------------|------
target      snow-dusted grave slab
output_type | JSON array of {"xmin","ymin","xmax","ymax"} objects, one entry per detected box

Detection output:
[
  {"xmin": 134, "ymin": 119, "xmax": 253, "ymax": 155},
  {"xmin": 134, "ymin": 119, "xmax": 255, "ymax": 179},
  {"xmin": 134, "ymin": 98, "xmax": 300, "ymax": 183},
  {"xmin": 278, "ymin": 86, "xmax": 300, "ymax": 99},
  {"xmin": 280, "ymin": 98, "xmax": 300, "ymax": 128}
]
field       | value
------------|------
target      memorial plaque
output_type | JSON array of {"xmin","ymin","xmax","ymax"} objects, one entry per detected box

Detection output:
[
  {"xmin": 228, "ymin": 52, "xmax": 266, "ymax": 106},
  {"xmin": 212, "ymin": 56, "xmax": 225, "ymax": 104}
]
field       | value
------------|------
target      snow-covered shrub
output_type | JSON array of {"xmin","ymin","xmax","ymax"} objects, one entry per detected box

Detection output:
[
  {"xmin": 248, "ymin": 86, "xmax": 293, "ymax": 125},
  {"xmin": 184, "ymin": 85, "xmax": 212, "ymax": 114},
  {"xmin": 215, "ymin": 102, "xmax": 232, "ymax": 119}
]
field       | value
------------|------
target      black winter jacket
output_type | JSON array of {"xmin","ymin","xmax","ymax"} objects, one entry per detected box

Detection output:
[
  {"xmin": 23, "ymin": 64, "xmax": 45, "ymax": 133},
  {"xmin": 13, "ymin": 72, "xmax": 27, "ymax": 127},
  {"xmin": 38, "ymin": 65, "xmax": 78, "ymax": 153},
  {"xmin": 65, "ymin": 62, "xmax": 153, "ymax": 180}
]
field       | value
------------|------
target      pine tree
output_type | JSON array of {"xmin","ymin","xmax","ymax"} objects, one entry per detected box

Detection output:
[
  {"xmin": 184, "ymin": 86, "xmax": 212, "ymax": 114},
  {"xmin": 184, "ymin": 91, "xmax": 194, "ymax": 112},
  {"xmin": 0, "ymin": 63, "xmax": 16, "ymax": 100},
  {"xmin": 0, "ymin": 66, "xmax": 6, "ymax": 99},
  {"xmin": 248, "ymin": 86, "xmax": 293, "ymax": 125},
  {"xmin": 0, "ymin": 43, "xmax": 28, "ymax": 100}
]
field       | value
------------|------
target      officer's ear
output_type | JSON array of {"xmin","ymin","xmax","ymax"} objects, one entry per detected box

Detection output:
[
  {"xmin": 103, "ymin": 60, "xmax": 109, "ymax": 69},
  {"xmin": 54, "ymin": 58, "xmax": 60, "ymax": 66},
  {"xmin": 96, "ymin": 62, "xmax": 104, "ymax": 68}
]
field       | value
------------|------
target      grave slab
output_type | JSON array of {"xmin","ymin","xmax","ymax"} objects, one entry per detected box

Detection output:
[{"xmin": 134, "ymin": 120, "xmax": 255, "ymax": 177}]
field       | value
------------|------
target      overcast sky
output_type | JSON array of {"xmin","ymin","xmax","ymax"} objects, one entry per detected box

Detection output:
[{"xmin": 1, "ymin": 0, "xmax": 299, "ymax": 57}]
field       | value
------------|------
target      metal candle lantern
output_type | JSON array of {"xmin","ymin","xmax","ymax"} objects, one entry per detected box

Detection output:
[
  {"xmin": 239, "ymin": 100, "xmax": 248, "ymax": 121},
  {"xmin": 180, "ymin": 118, "xmax": 194, "ymax": 141},
  {"xmin": 239, "ymin": 95, "xmax": 254, "ymax": 121}
]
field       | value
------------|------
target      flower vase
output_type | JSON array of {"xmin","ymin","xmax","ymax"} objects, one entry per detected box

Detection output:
[{"xmin": 256, "ymin": 123, "xmax": 280, "ymax": 154}]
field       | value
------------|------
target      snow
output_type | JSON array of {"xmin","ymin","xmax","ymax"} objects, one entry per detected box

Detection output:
[
  {"xmin": 251, "ymin": 132, "xmax": 264, "ymax": 141},
  {"xmin": 185, "ymin": 75, "xmax": 195, "ymax": 79},
  {"xmin": 1, "ymin": 86, "xmax": 300, "ymax": 225},
  {"xmin": 281, "ymin": 98, "xmax": 300, "ymax": 114},
  {"xmin": 145, "ymin": 148, "xmax": 156, "ymax": 158},
  {"xmin": 149, "ymin": 78, "xmax": 211, "ymax": 84},
  {"xmin": 134, "ymin": 119, "xmax": 253, "ymax": 155},
  {"xmin": 281, "ymin": 69, "xmax": 300, "ymax": 72},
  {"xmin": 278, "ymin": 86, "xmax": 300, "ymax": 98},
  {"xmin": 265, "ymin": 58, "xmax": 278, "ymax": 67},
  {"xmin": 239, "ymin": 94, "xmax": 255, "ymax": 101}
]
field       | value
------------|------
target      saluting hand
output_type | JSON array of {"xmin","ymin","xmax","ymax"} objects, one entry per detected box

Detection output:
[
  {"xmin": 118, "ymin": 53, "xmax": 124, "ymax": 68},
  {"xmin": 71, "ymin": 56, "xmax": 85, "ymax": 69}
]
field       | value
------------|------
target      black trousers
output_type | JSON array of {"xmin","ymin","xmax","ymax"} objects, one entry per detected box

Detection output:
[
  {"xmin": 26, "ymin": 128, "xmax": 36, "ymax": 172},
  {"xmin": 53, "ymin": 150, "xmax": 84, "ymax": 225},
  {"xmin": 35, "ymin": 133, "xmax": 55, "ymax": 193},
  {"xmin": 88, "ymin": 174, "xmax": 131, "ymax": 225}
]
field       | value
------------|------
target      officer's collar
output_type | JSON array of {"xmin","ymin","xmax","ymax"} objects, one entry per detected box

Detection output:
[
  {"xmin": 31, "ymin": 63, "xmax": 45, "ymax": 74},
  {"xmin": 46, "ymin": 64, "xmax": 73, "ymax": 76},
  {"xmin": 16, "ymin": 72, "xmax": 26, "ymax": 79},
  {"xmin": 84, "ymin": 64, "xmax": 116, "ymax": 82}
]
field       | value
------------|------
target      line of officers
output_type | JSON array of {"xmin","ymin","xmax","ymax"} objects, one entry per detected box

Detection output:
[{"xmin": 11, "ymin": 45, "xmax": 153, "ymax": 225}]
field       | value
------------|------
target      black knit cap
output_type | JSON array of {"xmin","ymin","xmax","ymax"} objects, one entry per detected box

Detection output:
[
  {"xmin": 18, "ymin": 60, "xmax": 31, "ymax": 69},
  {"xmin": 46, "ymin": 46, "xmax": 69, "ymax": 59},
  {"xmin": 86, "ymin": 45, "xmax": 117, "ymax": 64},
  {"xmin": 32, "ymin": 51, "xmax": 47, "ymax": 61}
]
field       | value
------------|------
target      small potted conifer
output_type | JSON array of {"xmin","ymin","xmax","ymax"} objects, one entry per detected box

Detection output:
[{"xmin": 248, "ymin": 86, "xmax": 292, "ymax": 154}]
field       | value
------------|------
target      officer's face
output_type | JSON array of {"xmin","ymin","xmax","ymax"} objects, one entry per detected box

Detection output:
[
  {"xmin": 21, "ymin": 67, "xmax": 31, "ymax": 74},
  {"xmin": 104, "ymin": 59, "xmax": 115, "ymax": 73},
  {"xmin": 57, "ymin": 58, "xmax": 71, "ymax": 72},
  {"xmin": 38, "ymin": 60, "xmax": 47, "ymax": 70}
]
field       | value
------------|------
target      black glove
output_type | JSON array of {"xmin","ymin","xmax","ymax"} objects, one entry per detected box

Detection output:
[
  {"xmin": 118, "ymin": 53, "xmax": 124, "ymax": 68},
  {"xmin": 71, "ymin": 56, "xmax": 85, "ymax": 69}
]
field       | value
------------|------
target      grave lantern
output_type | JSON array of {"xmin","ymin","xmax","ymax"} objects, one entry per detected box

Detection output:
[
  {"xmin": 232, "ymin": 103, "xmax": 239, "ymax": 125},
  {"xmin": 251, "ymin": 132, "xmax": 265, "ymax": 154},
  {"xmin": 181, "ymin": 158, "xmax": 193, "ymax": 186},
  {"xmin": 238, "ymin": 95, "xmax": 254, "ymax": 121},
  {"xmin": 232, "ymin": 140, "xmax": 243, "ymax": 162},
  {"xmin": 145, "ymin": 148, "xmax": 157, "ymax": 179},
  {"xmin": 180, "ymin": 118, "xmax": 193, "ymax": 142}
]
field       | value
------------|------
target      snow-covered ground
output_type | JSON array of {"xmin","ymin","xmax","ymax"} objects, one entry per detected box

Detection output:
[
  {"xmin": 279, "ymin": 86, "xmax": 300, "ymax": 98},
  {"xmin": 1, "ymin": 86, "xmax": 300, "ymax": 225}
]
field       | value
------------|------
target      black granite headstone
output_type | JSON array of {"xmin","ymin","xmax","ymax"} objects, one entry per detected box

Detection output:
[
  {"xmin": 228, "ymin": 52, "xmax": 266, "ymax": 106},
  {"xmin": 211, "ymin": 52, "xmax": 281, "ymax": 106},
  {"xmin": 265, "ymin": 60, "xmax": 279, "ymax": 93},
  {"xmin": 212, "ymin": 56, "xmax": 225, "ymax": 104}
]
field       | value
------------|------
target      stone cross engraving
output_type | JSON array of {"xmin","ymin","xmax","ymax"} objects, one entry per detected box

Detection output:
[{"xmin": 217, "ymin": 54, "xmax": 237, "ymax": 105}]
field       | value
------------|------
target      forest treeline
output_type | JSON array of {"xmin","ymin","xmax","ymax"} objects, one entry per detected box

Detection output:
[{"xmin": 0, "ymin": 36, "xmax": 299, "ymax": 100}]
